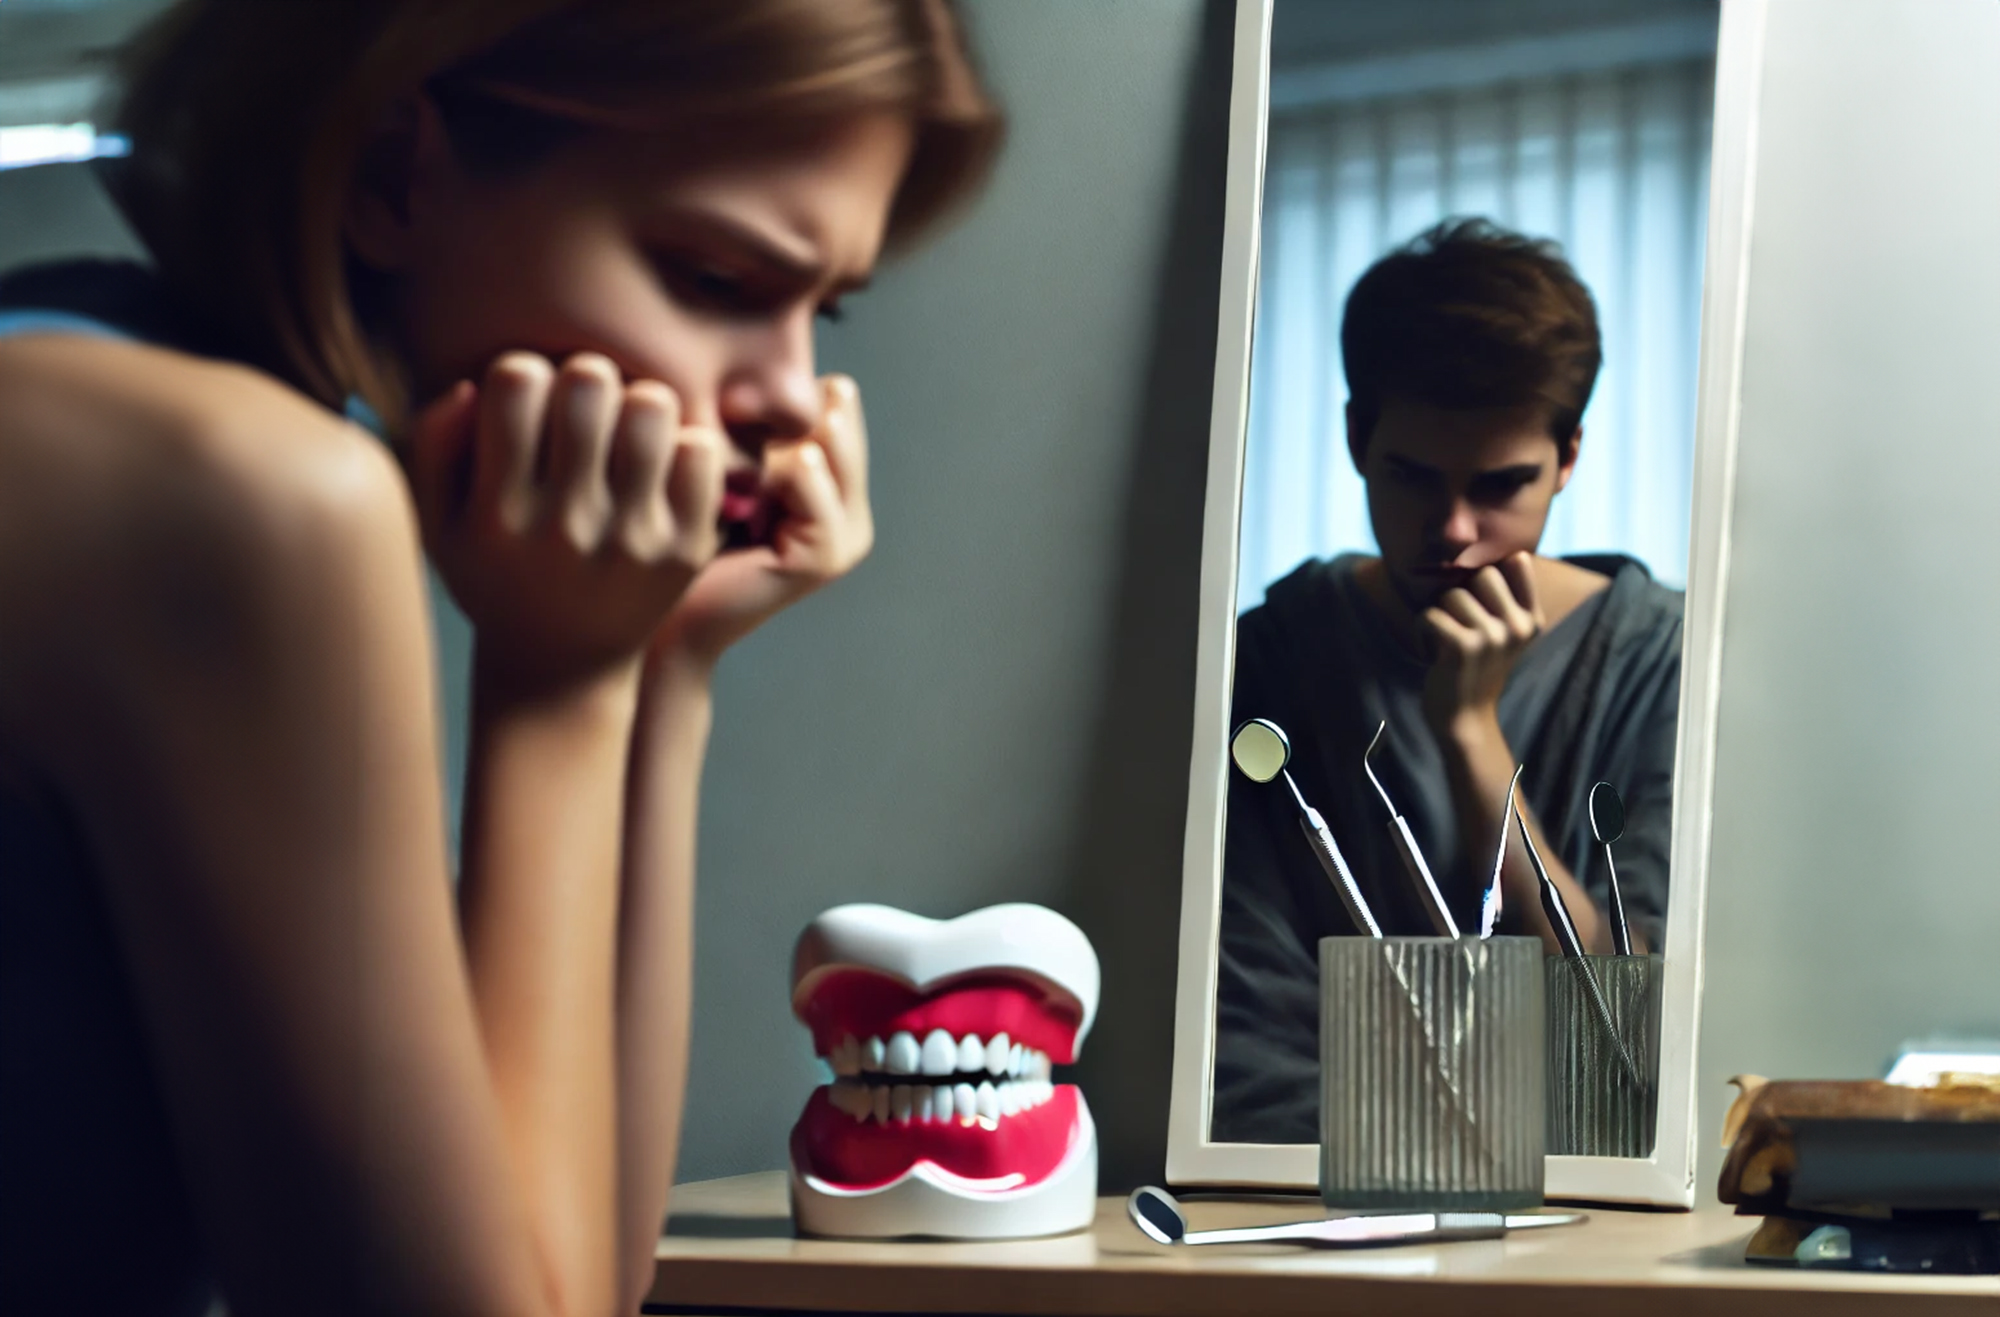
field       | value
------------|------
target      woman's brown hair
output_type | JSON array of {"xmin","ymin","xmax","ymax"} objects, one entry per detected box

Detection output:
[
  {"xmin": 1341, "ymin": 217, "xmax": 1601, "ymax": 453},
  {"xmin": 102, "ymin": 0, "xmax": 1003, "ymax": 432}
]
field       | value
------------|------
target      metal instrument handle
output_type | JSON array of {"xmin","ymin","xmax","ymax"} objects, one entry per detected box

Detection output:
[
  {"xmin": 1299, "ymin": 808, "xmax": 1382, "ymax": 937},
  {"xmin": 1389, "ymin": 815, "xmax": 1459, "ymax": 938}
]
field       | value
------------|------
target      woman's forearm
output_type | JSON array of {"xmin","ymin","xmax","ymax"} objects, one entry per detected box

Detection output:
[
  {"xmin": 457, "ymin": 651, "xmax": 642, "ymax": 1317},
  {"xmin": 613, "ymin": 648, "xmax": 715, "ymax": 1310}
]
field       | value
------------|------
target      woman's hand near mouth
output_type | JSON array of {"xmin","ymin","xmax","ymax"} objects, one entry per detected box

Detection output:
[
  {"xmin": 612, "ymin": 373, "xmax": 874, "ymax": 1300},
  {"xmin": 408, "ymin": 351, "xmax": 728, "ymax": 698},
  {"xmin": 650, "ymin": 373, "xmax": 876, "ymax": 673}
]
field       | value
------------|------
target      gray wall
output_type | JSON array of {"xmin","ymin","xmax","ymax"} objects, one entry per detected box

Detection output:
[
  {"xmin": 1693, "ymin": 0, "xmax": 2000, "ymax": 1189},
  {"xmin": 0, "ymin": 160, "xmax": 144, "ymax": 270},
  {"xmin": 680, "ymin": 0, "xmax": 1231, "ymax": 1186}
]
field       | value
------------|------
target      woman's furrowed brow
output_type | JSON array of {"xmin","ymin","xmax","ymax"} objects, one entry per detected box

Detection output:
[{"xmin": 656, "ymin": 204, "xmax": 874, "ymax": 293}]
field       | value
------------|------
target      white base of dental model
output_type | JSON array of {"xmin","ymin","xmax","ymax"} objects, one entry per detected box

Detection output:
[
  {"xmin": 791, "ymin": 1096, "xmax": 1099, "ymax": 1240},
  {"xmin": 788, "ymin": 902, "xmax": 1104, "ymax": 1241}
]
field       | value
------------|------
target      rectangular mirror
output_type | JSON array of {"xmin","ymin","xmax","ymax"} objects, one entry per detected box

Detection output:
[{"xmin": 1167, "ymin": 0, "xmax": 1766, "ymax": 1206}]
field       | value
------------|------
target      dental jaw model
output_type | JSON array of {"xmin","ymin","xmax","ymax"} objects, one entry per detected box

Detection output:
[{"xmin": 788, "ymin": 903, "xmax": 1102, "ymax": 1240}]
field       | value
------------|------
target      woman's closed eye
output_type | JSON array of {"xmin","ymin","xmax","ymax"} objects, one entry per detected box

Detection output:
[{"xmin": 657, "ymin": 256, "xmax": 846, "ymax": 324}]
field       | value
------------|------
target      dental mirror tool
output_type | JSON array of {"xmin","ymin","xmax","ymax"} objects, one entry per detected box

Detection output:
[
  {"xmin": 1230, "ymin": 719, "xmax": 1382, "ymax": 938},
  {"xmin": 1588, "ymin": 781, "xmax": 1633, "ymax": 955},
  {"xmin": 1364, "ymin": 722, "xmax": 1459, "ymax": 937},
  {"xmin": 1479, "ymin": 765, "xmax": 1523, "ymax": 939},
  {"xmin": 1514, "ymin": 805, "xmax": 1643, "ymax": 1089},
  {"xmin": 1126, "ymin": 1185, "xmax": 1585, "ymax": 1249}
]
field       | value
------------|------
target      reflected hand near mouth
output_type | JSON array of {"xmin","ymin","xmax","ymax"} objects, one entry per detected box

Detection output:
[
  {"xmin": 1419, "ymin": 551, "xmax": 1545, "ymax": 735},
  {"xmin": 652, "ymin": 373, "xmax": 875, "ymax": 670}
]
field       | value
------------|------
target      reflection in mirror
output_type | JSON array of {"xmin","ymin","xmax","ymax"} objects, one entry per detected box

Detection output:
[
  {"xmin": 1210, "ymin": 0, "xmax": 1719, "ymax": 1151},
  {"xmin": 1230, "ymin": 718, "xmax": 1293, "ymax": 784}
]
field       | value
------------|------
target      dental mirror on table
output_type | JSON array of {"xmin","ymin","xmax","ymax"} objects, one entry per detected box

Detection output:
[
  {"xmin": 1363, "ymin": 721, "xmax": 1459, "ymax": 937},
  {"xmin": 1230, "ymin": 719, "xmax": 1381, "ymax": 937},
  {"xmin": 1126, "ymin": 1185, "xmax": 1585, "ymax": 1249},
  {"xmin": 1588, "ymin": 781, "xmax": 1633, "ymax": 955}
]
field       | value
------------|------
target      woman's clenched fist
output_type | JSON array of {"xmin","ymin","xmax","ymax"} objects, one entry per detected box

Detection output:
[{"xmin": 408, "ymin": 351, "xmax": 726, "ymax": 694}]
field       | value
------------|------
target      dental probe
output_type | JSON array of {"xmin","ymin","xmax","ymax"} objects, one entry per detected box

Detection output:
[
  {"xmin": 1479, "ymin": 765, "xmax": 1522, "ymax": 939},
  {"xmin": 1363, "ymin": 721, "xmax": 1459, "ymax": 937},
  {"xmin": 1513, "ymin": 805, "xmax": 1644, "ymax": 1089}
]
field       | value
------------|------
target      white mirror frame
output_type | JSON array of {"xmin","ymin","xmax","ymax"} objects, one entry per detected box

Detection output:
[{"xmin": 1165, "ymin": 0, "xmax": 1769, "ymax": 1207}]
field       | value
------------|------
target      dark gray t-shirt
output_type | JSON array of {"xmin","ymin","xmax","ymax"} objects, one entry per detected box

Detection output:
[{"xmin": 1212, "ymin": 553, "xmax": 1683, "ymax": 1144}]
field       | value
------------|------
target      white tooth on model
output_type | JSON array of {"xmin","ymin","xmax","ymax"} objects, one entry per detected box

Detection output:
[
  {"xmin": 871, "ymin": 1086, "xmax": 890, "ymax": 1123},
  {"xmin": 957, "ymin": 1033, "xmax": 985, "ymax": 1073},
  {"xmin": 932, "ymin": 1083, "xmax": 954, "ymax": 1122},
  {"xmin": 919, "ymin": 1028, "xmax": 957, "ymax": 1076},
  {"xmin": 891, "ymin": 1084, "xmax": 914, "ymax": 1124},
  {"xmin": 1033, "ymin": 1050, "xmax": 1052, "ymax": 1080},
  {"xmin": 984, "ymin": 1032, "xmax": 1011, "ymax": 1076},
  {"xmin": 885, "ymin": 1031, "xmax": 921, "ymax": 1075},
  {"xmin": 864, "ymin": 1036, "xmax": 886, "ymax": 1071},
  {"xmin": 976, "ymin": 1081, "xmax": 999, "ymax": 1123},
  {"xmin": 1009, "ymin": 1042, "xmax": 1024, "ymax": 1077},
  {"xmin": 1000, "ymin": 1082, "xmax": 1020, "ymax": 1117},
  {"xmin": 916, "ymin": 1085, "xmax": 935, "ymax": 1123},
  {"xmin": 953, "ymin": 1082, "xmax": 977, "ymax": 1123},
  {"xmin": 832, "ymin": 1035, "xmax": 860, "ymax": 1077}
]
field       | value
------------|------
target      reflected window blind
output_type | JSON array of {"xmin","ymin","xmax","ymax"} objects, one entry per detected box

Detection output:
[{"xmin": 1240, "ymin": 52, "xmax": 1715, "ymax": 609}]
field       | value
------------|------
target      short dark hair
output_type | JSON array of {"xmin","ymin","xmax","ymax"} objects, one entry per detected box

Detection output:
[{"xmin": 1340, "ymin": 217, "xmax": 1601, "ymax": 451}]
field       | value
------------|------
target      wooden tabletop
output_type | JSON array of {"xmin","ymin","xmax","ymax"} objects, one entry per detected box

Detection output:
[{"xmin": 646, "ymin": 1172, "xmax": 2000, "ymax": 1316}]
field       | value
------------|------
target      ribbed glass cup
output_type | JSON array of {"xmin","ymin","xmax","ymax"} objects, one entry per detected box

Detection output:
[
  {"xmin": 1545, "ymin": 953, "xmax": 1662, "ymax": 1157},
  {"xmin": 1319, "ymin": 936, "xmax": 1546, "ymax": 1211}
]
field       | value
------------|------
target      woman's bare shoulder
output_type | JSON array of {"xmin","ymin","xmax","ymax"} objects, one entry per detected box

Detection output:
[
  {"xmin": 0, "ymin": 332, "xmax": 395, "ymax": 502},
  {"xmin": 0, "ymin": 333, "xmax": 420, "ymax": 721}
]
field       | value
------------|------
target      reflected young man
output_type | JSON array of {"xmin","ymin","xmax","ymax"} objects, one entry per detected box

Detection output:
[{"xmin": 1212, "ymin": 219, "xmax": 1683, "ymax": 1144}]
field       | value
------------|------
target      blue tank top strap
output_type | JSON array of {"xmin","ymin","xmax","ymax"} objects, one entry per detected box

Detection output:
[
  {"xmin": 0, "ymin": 256, "xmax": 388, "ymax": 438},
  {"xmin": 0, "ymin": 256, "xmax": 242, "ymax": 360},
  {"xmin": 0, "ymin": 308, "xmax": 133, "ymax": 341}
]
